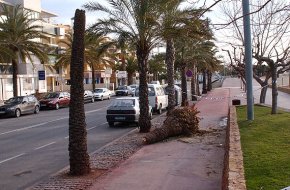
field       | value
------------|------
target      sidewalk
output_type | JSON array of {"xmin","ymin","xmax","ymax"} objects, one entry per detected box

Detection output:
[{"xmin": 88, "ymin": 78, "xmax": 245, "ymax": 190}]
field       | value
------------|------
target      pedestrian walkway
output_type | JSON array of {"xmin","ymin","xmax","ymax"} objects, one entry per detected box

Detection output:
[{"xmin": 89, "ymin": 78, "xmax": 245, "ymax": 190}]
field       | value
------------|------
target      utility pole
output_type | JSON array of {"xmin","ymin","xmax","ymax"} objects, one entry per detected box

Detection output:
[{"xmin": 242, "ymin": 0, "xmax": 254, "ymax": 120}]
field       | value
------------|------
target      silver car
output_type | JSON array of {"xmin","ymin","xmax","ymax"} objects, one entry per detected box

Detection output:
[
  {"xmin": 0, "ymin": 95, "xmax": 40, "ymax": 118},
  {"xmin": 106, "ymin": 97, "xmax": 152, "ymax": 127},
  {"xmin": 93, "ymin": 88, "xmax": 111, "ymax": 101}
]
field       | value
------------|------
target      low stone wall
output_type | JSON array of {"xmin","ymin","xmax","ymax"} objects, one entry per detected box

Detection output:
[{"xmin": 222, "ymin": 106, "xmax": 247, "ymax": 190}]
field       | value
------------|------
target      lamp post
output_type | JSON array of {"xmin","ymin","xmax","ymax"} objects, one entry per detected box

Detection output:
[{"xmin": 242, "ymin": 0, "xmax": 254, "ymax": 120}]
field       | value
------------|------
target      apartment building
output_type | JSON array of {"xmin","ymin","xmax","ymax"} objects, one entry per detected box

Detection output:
[
  {"xmin": 0, "ymin": 0, "xmax": 116, "ymax": 101},
  {"xmin": 0, "ymin": 0, "xmax": 68, "ymax": 100}
]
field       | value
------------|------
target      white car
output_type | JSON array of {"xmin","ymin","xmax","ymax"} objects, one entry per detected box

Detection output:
[
  {"xmin": 106, "ymin": 97, "xmax": 152, "ymax": 127},
  {"xmin": 93, "ymin": 88, "xmax": 111, "ymax": 101},
  {"xmin": 135, "ymin": 84, "xmax": 168, "ymax": 114}
]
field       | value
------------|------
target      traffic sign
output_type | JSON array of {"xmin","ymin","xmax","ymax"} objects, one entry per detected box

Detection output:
[
  {"xmin": 186, "ymin": 69, "xmax": 193, "ymax": 77},
  {"xmin": 38, "ymin": 70, "xmax": 45, "ymax": 80}
]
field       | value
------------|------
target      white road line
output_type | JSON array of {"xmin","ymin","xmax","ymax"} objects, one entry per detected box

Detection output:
[
  {"xmin": 0, "ymin": 107, "xmax": 108, "ymax": 136},
  {"xmin": 64, "ymin": 122, "xmax": 108, "ymax": 139},
  {"xmin": 0, "ymin": 117, "xmax": 67, "ymax": 136},
  {"xmin": 34, "ymin": 142, "xmax": 56, "ymax": 150},
  {"xmin": 0, "ymin": 153, "xmax": 26, "ymax": 164}
]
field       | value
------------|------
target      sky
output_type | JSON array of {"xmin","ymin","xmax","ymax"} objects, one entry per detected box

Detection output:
[{"xmin": 41, "ymin": 0, "xmax": 107, "ymax": 25}]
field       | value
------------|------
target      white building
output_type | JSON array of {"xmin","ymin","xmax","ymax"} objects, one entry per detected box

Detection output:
[{"xmin": 0, "ymin": 0, "xmax": 66, "ymax": 100}]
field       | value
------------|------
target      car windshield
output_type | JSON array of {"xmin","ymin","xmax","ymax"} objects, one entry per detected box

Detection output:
[
  {"xmin": 135, "ymin": 87, "xmax": 155, "ymax": 96},
  {"xmin": 117, "ymin": 86, "xmax": 127, "ymax": 90},
  {"xmin": 110, "ymin": 99, "xmax": 135, "ymax": 107},
  {"xmin": 94, "ymin": 89, "xmax": 104, "ymax": 93},
  {"xmin": 5, "ymin": 97, "xmax": 23, "ymax": 104},
  {"xmin": 44, "ymin": 93, "xmax": 59, "ymax": 99}
]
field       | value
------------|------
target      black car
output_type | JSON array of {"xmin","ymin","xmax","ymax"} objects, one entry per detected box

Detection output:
[
  {"xmin": 115, "ymin": 86, "xmax": 132, "ymax": 96},
  {"xmin": 0, "ymin": 95, "xmax": 40, "ymax": 118}
]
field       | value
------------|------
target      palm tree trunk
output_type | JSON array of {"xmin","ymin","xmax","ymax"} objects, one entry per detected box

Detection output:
[
  {"xmin": 68, "ymin": 9, "xmax": 90, "ymax": 176},
  {"xmin": 181, "ymin": 64, "xmax": 187, "ymax": 106},
  {"xmin": 127, "ymin": 71, "xmax": 133, "ymax": 85},
  {"xmin": 12, "ymin": 59, "xmax": 18, "ymax": 97},
  {"xmin": 202, "ymin": 69, "xmax": 207, "ymax": 94},
  {"xmin": 165, "ymin": 38, "xmax": 176, "ymax": 113},
  {"xmin": 191, "ymin": 65, "xmax": 197, "ymax": 101},
  {"xmin": 207, "ymin": 71, "xmax": 212, "ymax": 91},
  {"xmin": 136, "ymin": 46, "xmax": 151, "ymax": 133}
]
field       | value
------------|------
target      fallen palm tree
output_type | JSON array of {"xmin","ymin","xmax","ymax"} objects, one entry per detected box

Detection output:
[{"xmin": 143, "ymin": 105, "xmax": 200, "ymax": 144}]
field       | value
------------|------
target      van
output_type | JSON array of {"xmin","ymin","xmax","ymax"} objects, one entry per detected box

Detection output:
[{"xmin": 135, "ymin": 84, "xmax": 168, "ymax": 114}]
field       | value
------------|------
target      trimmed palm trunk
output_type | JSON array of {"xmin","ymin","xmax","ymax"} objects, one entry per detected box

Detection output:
[
  {"xmin": 165, "ymin": 38, "xmax": 176, "ymax": 113},
  {"xmin": 68, "ymin": 9, "xmax": 90, "ymax": 175},
  {"xmin": 136, "ymin": 45, "xmax": 151, "ymax": 133},
  {"xmin": 12, "ymin": 59, "xmax": 18, "ymax": 97}
]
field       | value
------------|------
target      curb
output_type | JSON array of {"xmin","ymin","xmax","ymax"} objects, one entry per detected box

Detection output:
[{"xmin": 222, "ymin": 106, "xmax": 246, "ymax": 190}]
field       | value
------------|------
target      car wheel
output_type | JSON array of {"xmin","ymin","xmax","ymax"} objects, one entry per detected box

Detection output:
[
  {"xmin": 108, "ymin": 95, "xmax": 111, "ymax": 100},
  {"xmin": 34, "ymin": 106, "xmax": 40, "ymax": 114},
  {"xmin": 101, "ymin": 96, "xmax": 104, "ymax": 101},
  {"xmin": 55, "ymin": 103, "xmax": 60, "ymax": 110},
  {"xmin": 91, "ymin": 97, "xmax": 95, "ymax": 103},
  {"xmin": 108, "ymin": 122, "xmax": 114, "ymax": 127},
  {"xmin": 15, "ymin": 109, "xmax": 21, "ymax": 118}
]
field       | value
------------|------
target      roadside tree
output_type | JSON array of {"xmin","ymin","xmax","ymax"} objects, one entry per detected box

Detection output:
[
  {"xmin": 0, "ymin": 4, "xmax": 48, "ymax": 97},
  {"xmin": 84, "ymin": 0, "xmax": 167, "ymax": 132},
  {"xmin": 68, "ymin": 9, "xmax": 90, "ymax": 175}
]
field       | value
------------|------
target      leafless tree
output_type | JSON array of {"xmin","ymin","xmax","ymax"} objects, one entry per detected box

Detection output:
[{"xmin": 220, "ymin": 0, "xmax": 290, "ymax": 114}]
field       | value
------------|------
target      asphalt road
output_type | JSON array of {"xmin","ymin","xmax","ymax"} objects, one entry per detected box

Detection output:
[{"xmin": 0, "ymin": 97, "xmax": 142, "ymax": 190}]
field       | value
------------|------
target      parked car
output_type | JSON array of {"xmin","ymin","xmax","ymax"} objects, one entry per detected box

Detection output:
[
  {"xmin": 115, "ymin": 85, "xmax": 132, "ymax": 96},
  {"xmin": 84, "ymin": 90, "xmax": 95, "ymax": 103},
  {"xmin": 39, "ymin": 92, "xmax": 70, "ymax": 110},
  {"xmin": 93, "ymin": 88, "xmax": 111, "ymax": 100},
  {"xmin": 106, "ymin": 97, "xmax": 152, "ymax": 127},
  {"xmin": 134, "ymin": 84, "xmax": 168, "ymax": 114},
  {"xmin": 164, "ymin": 84, "xmax": 182, "ymax": 106},
  {"xmin": 0, "ymin": 95, "xmax": 40, "ymax": 118},
  {"xmin": 129, "ymin": 84, "xmax": 138, "ymax": 96}
]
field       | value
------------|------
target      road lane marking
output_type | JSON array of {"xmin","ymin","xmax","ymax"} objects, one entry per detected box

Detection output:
[
  {"xmin": 64, "ymin": 122, "xmax": 108, "ymax": 139},
  {"xmin": 0, "ymin": 117, "xmax": 67, "ymax": 136},
  {"xmin": 0, "ymin": 106, "xmax": 108, "ymax": 136},
  {"xmin": 34, "ymin": 142, "xmax": 56, "ymax": 150},
  {"xmin": 0, "ymin": 153, "xmax": 26, "ymax": 164}
]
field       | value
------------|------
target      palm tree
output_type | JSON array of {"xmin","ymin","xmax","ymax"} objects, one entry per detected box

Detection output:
[
  {"xmin": 56, "ymin": 31, "xmax": 115, "ymax": 90},
  {"xmin": 0, "ymin": 4, "xmax": 48, "ymax": 97},
  {"xmin": 84, "ymin": 0, "xmax": 167, "ymax": 133},
  {"xmin": 68, "ymin": 9, "xmax": 90, "ymax": 176}
]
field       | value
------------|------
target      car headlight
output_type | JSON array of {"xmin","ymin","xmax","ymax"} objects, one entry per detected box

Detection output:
[{"xmin": 48, "ymin": 101, "xmax": 54, "ymax": 104}]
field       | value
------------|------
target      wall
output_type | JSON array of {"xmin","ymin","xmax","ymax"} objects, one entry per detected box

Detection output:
[{"xmin": 222, "ymin": 106, "xmax": 247, "ymax": 190}]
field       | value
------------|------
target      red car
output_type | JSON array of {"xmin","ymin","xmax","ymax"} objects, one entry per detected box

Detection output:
[{"xmin": 39, "ymin": 92, "xmax": 70, "ymax": 110}]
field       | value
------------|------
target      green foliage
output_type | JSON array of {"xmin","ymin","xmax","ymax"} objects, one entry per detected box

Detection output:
[{"xmin": 237, "ymin": 105, "xmax": 290, "ymax": 189}]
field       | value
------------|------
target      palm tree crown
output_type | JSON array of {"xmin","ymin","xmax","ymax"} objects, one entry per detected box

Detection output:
[{"xmin": 0, "ymin": 4, "xmax": 48, "ymax": 96}]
